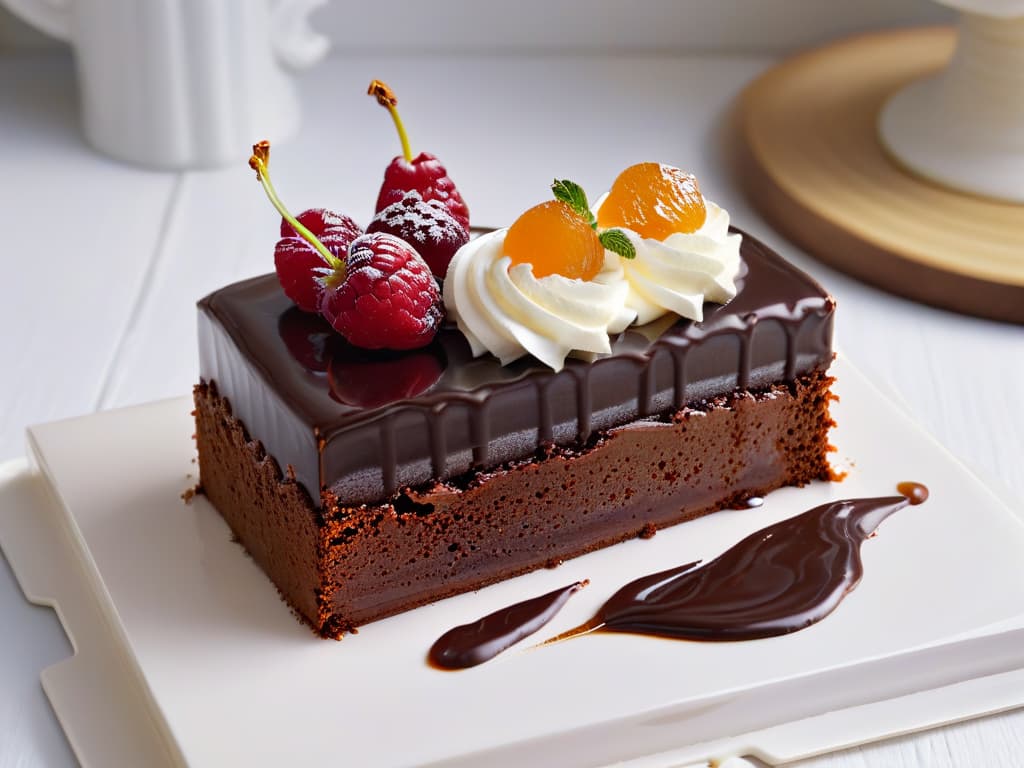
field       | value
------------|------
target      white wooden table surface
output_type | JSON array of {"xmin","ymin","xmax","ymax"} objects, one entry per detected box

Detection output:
[{"xmin": 1, "ymin": 49, "xmax": 1022, "ymax": 768}]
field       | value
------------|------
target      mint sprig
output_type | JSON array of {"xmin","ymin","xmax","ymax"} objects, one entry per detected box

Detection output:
[
  {"xmin": 598, "ymin": 229, "xmax": 636, "ymax": 260},
  {"xmin": 552, "ymin": 179, "xmax": 596, "ymax": 229},
  {"xmin": 550, "ymin": 178, "xmax": 635, "ymax": 260}
]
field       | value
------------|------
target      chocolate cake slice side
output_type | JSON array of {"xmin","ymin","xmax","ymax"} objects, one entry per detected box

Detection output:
[{"xmin": 194, "ymin": 230, "xmax": 836, "ymax": 638}]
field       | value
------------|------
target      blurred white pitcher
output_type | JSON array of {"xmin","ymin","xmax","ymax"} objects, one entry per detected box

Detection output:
[{"xmin": 2, "ymin": 0, "xmax": 329, "ymax": 168}]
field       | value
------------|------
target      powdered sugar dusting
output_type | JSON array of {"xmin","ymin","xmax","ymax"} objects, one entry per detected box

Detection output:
[
  {"xmin": 366, "ymin": 190, "xmax": 469, "ymax": 278},
  {"xmin": 377, "ymin": 207, "xmax": 454, "ymax": 244}
]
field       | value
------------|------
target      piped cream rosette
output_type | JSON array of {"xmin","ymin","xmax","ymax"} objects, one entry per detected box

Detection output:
[
  {"xmin": 444, "ymin": 229, "xmax": 635, "ymax": 372},
  {"xmin": 592, "ymin": 193, "xmax": 742, "ymax": 325},
  {"xmin": 444, "ymin": 184, "xmax": 742, "ymax": 372}
]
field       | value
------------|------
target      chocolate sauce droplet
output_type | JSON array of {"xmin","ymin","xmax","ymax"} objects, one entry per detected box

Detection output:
[
  {"xmin": 546, "ymin": 490, "xmax": 926, "ymax": 645},
  {"xmin": 430, "ymin": 581, "xmax": 586, "ymax": 669},
  {"xmin": 897, "ymin": 481, "xmax": 929, "ymax": 505}
]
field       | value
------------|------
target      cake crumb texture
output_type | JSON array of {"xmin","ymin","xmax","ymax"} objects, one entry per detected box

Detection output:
[{"xmin": 194, "ymin": 383, "xmax": 324, "ymax": 628}]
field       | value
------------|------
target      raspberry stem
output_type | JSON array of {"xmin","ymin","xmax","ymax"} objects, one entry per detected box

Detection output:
[
  {"xmin": 368, "ymin": 79, "xmax": 413, "ymax": 164},
  {"xmin": 248, "ymin": 141, "xmax": 343, "ymax": 271}
]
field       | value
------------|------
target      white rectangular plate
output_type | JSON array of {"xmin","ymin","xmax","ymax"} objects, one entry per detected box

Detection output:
[{"xmin": 5, "ymin": 354, "xmax": 1024, "ymax": 767}]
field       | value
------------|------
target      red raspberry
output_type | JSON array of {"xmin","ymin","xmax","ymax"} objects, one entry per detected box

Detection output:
[
  {"xmin": 322, "ymin": 232, "xmax": 443, "ymax": 350},
  {"xmin": 274, "ymin": 208, "xmax": 362, "ymax": 313},
  {"xmin": 366, "ymin": 190, "xmax": 469, "ymax": 279},
  {"xmin": 376, "ymin": 152, "xmax": 470, "ymax": 231},
  {"xmin": 280, "ymin": 208, "xmax": 362, "ymax": 257},
  {"xmin": 367, "ymin": 81, "xmax": 469, "ymax": 230},
  {"xmin": 274, "ymin": 238, "xmax": 330, "ymax": 313}
]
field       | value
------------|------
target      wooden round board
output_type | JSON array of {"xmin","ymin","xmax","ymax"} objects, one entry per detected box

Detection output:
[{"xmin": 740, "ymin": 27, "xmax": 1024, "ymax": 324}]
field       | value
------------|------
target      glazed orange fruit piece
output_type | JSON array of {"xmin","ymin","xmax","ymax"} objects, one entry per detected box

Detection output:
[
  {"xmin": 505, "ymin": 200, "xmax": 604, "ymax": 281},
  {"xmin": 597, "ymin": 162, "xmax": 706, "ymax": 240}
]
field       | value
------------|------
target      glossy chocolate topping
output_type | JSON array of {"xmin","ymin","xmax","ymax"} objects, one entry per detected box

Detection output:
[
  {"xmin": 429, "ymin": 581, "xmax": 586, "ymax": 669},
  {"xmin": 198, "ymin": 229, "xmax": 834, "ymax": 505},
  {"xmin": 545, "ymin": 486, "xmax": 927, "ymax": 645}
]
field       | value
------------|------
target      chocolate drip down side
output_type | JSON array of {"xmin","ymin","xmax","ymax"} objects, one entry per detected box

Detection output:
[{"xmin": 546, "ymin": 489, "xmax": 926, "ymax": 645}]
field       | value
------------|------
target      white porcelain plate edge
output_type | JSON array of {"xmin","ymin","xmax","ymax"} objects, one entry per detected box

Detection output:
[{"xmin": 3, "ymin": 354, "xmax": 1024, "ymax": 767}]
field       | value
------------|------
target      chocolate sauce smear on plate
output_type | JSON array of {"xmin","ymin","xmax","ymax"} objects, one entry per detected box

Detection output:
[
  {"xmin": 429, "ymin": 581, "xmax": 587, "ymax": 669},
  {"xmin": 543, "ymin": 484, "xmax": 929, "ymax": 646}
]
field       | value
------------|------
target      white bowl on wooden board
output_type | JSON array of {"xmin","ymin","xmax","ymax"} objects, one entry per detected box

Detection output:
[{"xmin": 879, "ymin": 1, "xmax": 1024, "ymax": 203}]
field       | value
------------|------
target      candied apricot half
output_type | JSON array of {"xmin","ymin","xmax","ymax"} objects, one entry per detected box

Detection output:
[
  {"xmin": 597, "ymin": 162, "xmax": 706, "ymax": 240},
  {"xmin": 505, "ymin": 200, "xmax": 604, "ymax": 281}
]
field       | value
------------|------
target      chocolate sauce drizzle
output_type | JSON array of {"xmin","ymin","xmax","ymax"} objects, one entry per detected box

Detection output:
[
  {"xmin": 544, "ymin": 485, "xmax": 929, "ymax": 646},
  {"xmin": 429, "ymin": 581, "xmax": 586, "ymax": 669}
]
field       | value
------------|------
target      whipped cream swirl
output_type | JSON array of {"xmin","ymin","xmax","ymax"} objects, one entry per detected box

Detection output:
[
  {"xmin": 443, "ymin": 229, "xmax": 634, "ymax": 371},
  {"xmin": 595, "ymin": 197, "xmax": 741, "ymax": 325},
  {"xmin": 444, "ymin": 198, "xmax": 741, "ymax": 370}
]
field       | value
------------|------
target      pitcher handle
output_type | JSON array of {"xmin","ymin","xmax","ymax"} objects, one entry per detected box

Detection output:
[
  {"xmin": 270, "ymin": 0, "xmax": 331, "ymax": 70},
  {"xmin": 0, "ymin": 0, "xmax": 72, "ymax": 42}
]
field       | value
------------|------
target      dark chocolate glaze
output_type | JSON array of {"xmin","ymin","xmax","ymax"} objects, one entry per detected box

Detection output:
[
  {"xmin": 429, "ymin": 581, "xmax": 586, "ymax": 669},
  {"xmin": 547, "ymin": 488, "xmax": 926, "ymax": 645},
  {"xmin": 198, "ymin": 229, "xmax": 834, "ymax": 505}
]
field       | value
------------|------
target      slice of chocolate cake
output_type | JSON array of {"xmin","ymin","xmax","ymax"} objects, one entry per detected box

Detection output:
[{"xmin": 194, "ymin": 228, "xmax": 834, "ymax": 638}]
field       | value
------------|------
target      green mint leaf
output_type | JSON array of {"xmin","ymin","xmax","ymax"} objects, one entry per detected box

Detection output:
[
  {"xmin": 599, "ymin": 229, "xmax": 636, "ymax": 260},
  {"xmin": 551, "ymin": 179, "xmax": 596, "ymax": 228}
]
